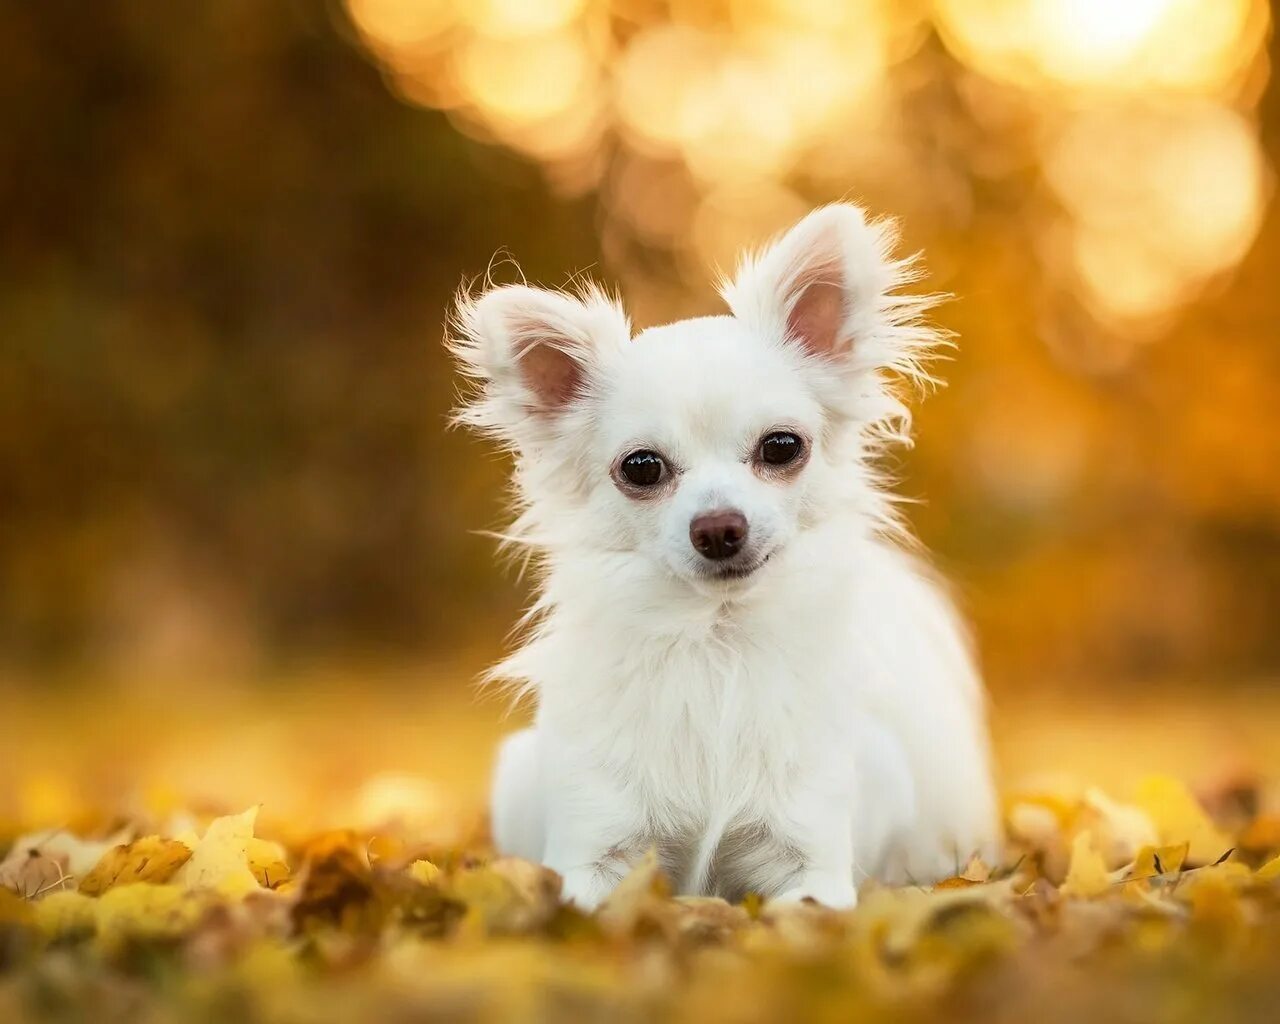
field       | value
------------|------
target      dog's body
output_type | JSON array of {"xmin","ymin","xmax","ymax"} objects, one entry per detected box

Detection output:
[{"xmin": 452, "ymin": 205, "xmax": 998, "ymax": 909}]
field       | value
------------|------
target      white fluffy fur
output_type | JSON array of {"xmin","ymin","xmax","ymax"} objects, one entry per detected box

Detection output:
[{"xmin": 450, "ymin": 204, "xmax": 999, "ymax": 909}]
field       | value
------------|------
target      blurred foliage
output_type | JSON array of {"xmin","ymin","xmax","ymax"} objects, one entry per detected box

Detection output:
[
  {"xmin": 0, "ymin": 1, "xmax": 597, "ymax": 670},
  {"xmin": 1, "ymin": 0, "xmax": 1278, "ymax": 686},
  {"xmin": 6, "ymin": 774, "xmax": 1280, "ymax": 1023}
]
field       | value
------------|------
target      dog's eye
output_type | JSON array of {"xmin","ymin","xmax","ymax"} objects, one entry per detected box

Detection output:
[
  {"xmin": 759, "ymin": 432, "xmax": 803, "ymax": 466},
  {"xmin": 619, "ymin": 450, "xmax": 665, "ymax": 487}
]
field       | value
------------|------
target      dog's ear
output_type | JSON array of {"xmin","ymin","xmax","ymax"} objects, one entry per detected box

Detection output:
[
  {"xmin": 721, "ymin": 203, "xmax": 924, "ymax": 365},
  {"xmin": 721, "ymin": 204, "xmax": 942, "ymax": 427},
  {"xmin": 450, "ymin": 283, "xmax": 630, "ymax": 446}
]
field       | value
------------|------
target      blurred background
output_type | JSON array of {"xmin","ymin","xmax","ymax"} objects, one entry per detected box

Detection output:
[{"xmin": 2, "ymin": 0, "xmax": 1278, "ymax": 829}]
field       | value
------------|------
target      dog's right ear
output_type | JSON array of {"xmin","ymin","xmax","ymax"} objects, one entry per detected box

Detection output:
[{"xmin": 449, "ymin": 283, "xmax": 630, "ymax": 447}]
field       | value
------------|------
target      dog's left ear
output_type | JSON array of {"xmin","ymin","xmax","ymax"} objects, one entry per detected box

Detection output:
[{"xmin": 721, "ymin": 204, "xmax": 908, "ymax": 367}]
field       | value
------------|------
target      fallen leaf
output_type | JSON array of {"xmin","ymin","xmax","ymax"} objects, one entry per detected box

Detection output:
[
  {"xmin": 1128, "ymin": 842, "xmax": 1189, "ymax": 881},
  {"xmin": 246, "ymin": 838, "xmax": 290, "ymax": 890},
  {"xmin": 1257, "ymin": 854, "xmax": 1280, "ymax": 883},
  {"xmin": 0, "ymin": 829, "xmax": 128, "ymax": 897},
  {"xmin": 934, "ymin": 876, "xmax": 982, "ymax": 891},
  {"xmin": 596, "ymin": 849, "xmax": 670, "ymax": 934},
  {"xmin": 1134, "ymin": 776, "xmax": 1232, "ymax": 865},
  {"xmin": 408, "ymin": 859, "xmax": 440, "ymax": 887},
  {"xmin": 292, "ymin": 830, "xmax": 379, "ymax": 934},
  {"xmin": 79, "ymin": 837, "xmax": 192, "ymax": 896},
  {"xmin": 1060, "ymin": 832, "xmax": 1110, "ymax": 897},
  {"xmin": 95, "ymin": 883, "xmax": 214, "ymax": 951},
  {"xmin": 960, "ymin": 856, "xmax": 992, "ymax": 883},
  {"xmin": 1083, "ymin": 788, "xmax": 1158, "ymax": 866},
  {"xmin": 0, "ymin": 848, "xmax": 70, "ymax": 900},
  {"xmin": 34, "ymin": 889, "xmax": 97, "ymax": 940},
  {"xmin": 177, "ymin": 807, "xmax": 262, "ymax": 898}
]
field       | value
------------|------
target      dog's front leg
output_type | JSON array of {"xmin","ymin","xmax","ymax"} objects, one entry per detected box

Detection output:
[
  {"xmin": 771, "ymin": 789, "xmax": 859, "ymax": 909},
  {"xmin": 542, "ymin": 778, "xmax": 645, "ymax": 911}
]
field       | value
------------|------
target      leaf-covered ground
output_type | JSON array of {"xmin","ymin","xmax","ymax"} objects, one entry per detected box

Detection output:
[{"xmin": 5, "ymin": 772, "xmax": 1280, "ymax": 1024}]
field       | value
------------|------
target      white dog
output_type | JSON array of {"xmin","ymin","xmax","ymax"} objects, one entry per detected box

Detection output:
[{"xmin": 450, "ymin": 204, "xmax": 998, "ymax": 910}]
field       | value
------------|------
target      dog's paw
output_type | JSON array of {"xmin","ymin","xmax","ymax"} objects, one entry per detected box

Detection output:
[
  {"xmin": 557, "ymin": 867, "xmax": 618, "ymax": 912},
  {"xmin": 880, "ymin": 831, "xmax": 1003, "ymax": 888},
  {"xmin": 773, "ymin": 872, "xmax": 858, "ymax": 910}
]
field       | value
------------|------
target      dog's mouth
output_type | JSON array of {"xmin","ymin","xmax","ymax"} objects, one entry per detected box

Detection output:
[{"xmin": 697, "ymin": 551, "xmax": 772, "ymax": 584}]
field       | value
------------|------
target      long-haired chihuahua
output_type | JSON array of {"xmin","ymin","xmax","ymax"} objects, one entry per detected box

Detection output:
[{"xmin": 450, "ymin": 204, "xmax": 999, "ymax": 909}]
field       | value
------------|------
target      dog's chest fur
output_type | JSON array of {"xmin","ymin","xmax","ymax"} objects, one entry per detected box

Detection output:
[{"xmin": 534, "ymin": 587, "xmax": 858, "ymax": 897}]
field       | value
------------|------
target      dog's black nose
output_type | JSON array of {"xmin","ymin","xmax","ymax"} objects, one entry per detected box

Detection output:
[{"xmin": 690, "ymin": 510, "xmax": 749, "ymax": 561}]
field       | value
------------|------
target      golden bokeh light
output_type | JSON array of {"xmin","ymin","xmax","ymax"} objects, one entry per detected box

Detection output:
[
  {"xmin": 1044, "ymin": 103, "xmax": 1269, "ymax": 330},
  {"xmin": 615, "ymin": 25, "xmax": 723, "ymax": 152},
  {"xmin": 347, "ymin": 0, "xmax": 456, "ymax": 51},
  {"xmin": 452, "ymin": 30, "xmax": 596, "ymax": 126},
  {"xmin": 461, "ymin": 0, "xmax": 588, "ymax": 38},
  {"xmin": 343, "ymin": 0, "xmax": 1271, "ymax": 339},
  {"xmin": 934, "ymin": 0, "xmax": 1268, "ymax": 98},
  {"xmin": 690, "ymin": 180, "xmax": 809, "ymax": 272}
]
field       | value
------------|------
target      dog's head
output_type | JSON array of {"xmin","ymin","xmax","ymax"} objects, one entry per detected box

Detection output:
[{"xmin": 451, "ymin": 204, "xmax": 940, "ymax": 594}]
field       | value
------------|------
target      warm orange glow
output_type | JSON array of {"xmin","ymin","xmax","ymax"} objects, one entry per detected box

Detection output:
[
  {"xmin": 347, "ymin": 0, "xmax": 455, "ymax": 50},
  {"xmin": 1044, "ymin": 103, "xmax": 1269, "ymax": 330},
  {"xmin": 342, "ymin": 0, "xmax": 1271, "ymax": 334},
  {"xmin": 690, "ymin": 182, "xmax": 808, "ymax": 271},
  {"xmin": 934, "ymin": 0, "xmax": 1267, "ymax": 98},
  {"xmin": 453, "ymin": 30, "xmax": 595, "ymax": 126},
  {"xmin": 461, "ymin": 0, "xmax": 587, "ymax": 38}
]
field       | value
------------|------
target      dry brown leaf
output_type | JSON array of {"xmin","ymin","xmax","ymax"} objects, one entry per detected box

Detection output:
[
  {"xmin": 1239, "ymin": 814, "xmax": 1280, "ymax": 854},
  {"xmin": 292, "ymin": 830, "xmax": 379, "ymax": 933},
  {"xmin": 0, "ymin": 829, "xmax": 128, "ymax": 897},
  {"xmin": 596, "ymin": 848, "xmax": 670, "ymax": 934},
  {"xmin": 0, "ymin": 848, "xmax": 70, "ymax": 900},
  {"xmin": 78, "ymin": 836, "xmax": 192, "ymax": 896},
  {"xmin": 934, "ymin": 876, "xmax": 983, "ymax": 891}
]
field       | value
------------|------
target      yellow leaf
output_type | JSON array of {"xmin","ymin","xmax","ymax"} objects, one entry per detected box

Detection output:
[
  {"xmin": 1060, "ymin": 831, "xmax": 1110, "ymax": 897},
  {"xmin": 95, "ymin": 883, "xmax": 213, "ymax": 951},
  {"xmin": 1129, "ymin": 842, "xmax": 1189, "ymax": 881},
  {"xmin": 0, "ymin": 888, "xmax": 36, "ymax": 928},
  {"xmin": 245, "ymin": 838, "xmax": 290, "ymax": 890},
  {"xmin": 1177, "ymin": 861, "xmax": 1253, "ymax": 925},
  {"xmin": 447, "ymin": 866, "xmax": 525, "ymax": 934},
  {"xmin": 34, "ymin": 890, "xmax": 97, "ymax": 940},
  {"xmin": 1257, "ymin": 854, "xmax": 1280, "ymax": 882},
  {"xmin": 177, "ymin": 807, "xmax": 262, "ymax": 898},
  {"xmin": 934, "ymin": 876, "xmax": 981, "ymax": 890},
  {"xmin": 1134, "ymin": 776, "xmax": 1231, "ymax": 865},
  {"xmin": 78, "ymin": 837, "xmax": 192, "ymax": 896},
  {"xmin": 409, "ymin": 859, "xmax": 441, "ymax": 886},
  {"xmin": 1083, "ymin": 788, "xmax": 1158, "ymax": 865}
]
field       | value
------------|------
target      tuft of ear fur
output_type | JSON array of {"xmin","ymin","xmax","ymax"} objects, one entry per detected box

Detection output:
[
  {"xmin": 720, "ymin": 203, "xmax": 947, "ymax": 441},
  {"xmin": 449, "ymin": 280, "xmax": 631, "ymax": 450}
]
